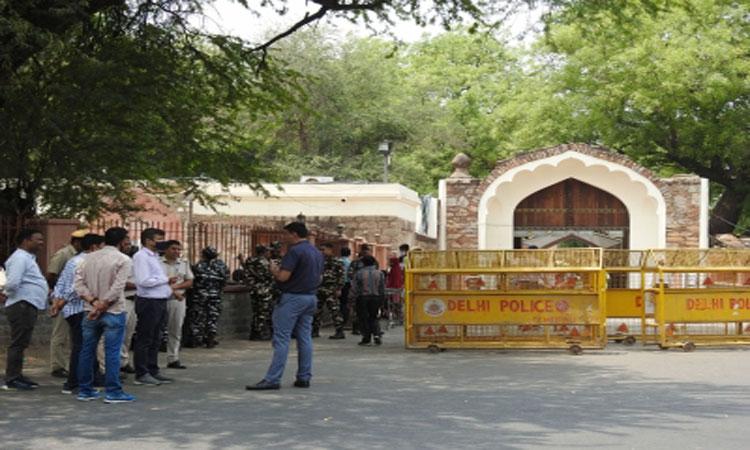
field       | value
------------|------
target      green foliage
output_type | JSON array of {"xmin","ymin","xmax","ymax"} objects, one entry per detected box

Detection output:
[{"xmin": 0, "ymin": 0, "xmax": 297, "ymax": 219}]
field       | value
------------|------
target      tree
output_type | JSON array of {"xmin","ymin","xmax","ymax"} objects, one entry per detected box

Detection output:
[
  {"xmin": 0, "ymin": 0, "xmax": 296, "ymax": 219},
  {"xmin": 509, "ymin": 0, "xmax": 749, "ymax": 233}
]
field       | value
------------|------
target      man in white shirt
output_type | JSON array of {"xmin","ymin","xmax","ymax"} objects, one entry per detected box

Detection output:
[{"xmin": 132, "ymin": 228, "xmax": 176, "ymax": 386}]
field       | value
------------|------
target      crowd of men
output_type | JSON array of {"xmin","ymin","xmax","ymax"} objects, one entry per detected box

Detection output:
[{"xmin": 1, "ymin": 222, "xmax": 408, "ymax": 400}]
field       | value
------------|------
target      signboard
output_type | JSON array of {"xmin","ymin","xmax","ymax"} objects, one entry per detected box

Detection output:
[
  {"xmin": 413, "ymin": 293, "xmax": 601, "ymax": 325},
  {"xmin": 658, "ymin": 290, "xmax": 750, "ymax": 322}
]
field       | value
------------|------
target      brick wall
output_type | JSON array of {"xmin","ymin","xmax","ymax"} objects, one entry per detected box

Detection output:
[
  {"xmin": 444, "ymin": 177, "xmax": 482, "ymax": 249},
  {"xmin": 661, "ymin": 175, "xmax": 703, "ymax": 248}
]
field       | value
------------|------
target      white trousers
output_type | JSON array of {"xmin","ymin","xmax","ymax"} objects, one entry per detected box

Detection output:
[{"xmin": 166, "ymin": 298, "xmax": 186, "ymax": 363}]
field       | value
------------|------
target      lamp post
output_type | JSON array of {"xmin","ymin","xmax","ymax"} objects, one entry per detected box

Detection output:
[{"xmin": 378, "ymin": 141, "xmax": 393, "ymax": 183}]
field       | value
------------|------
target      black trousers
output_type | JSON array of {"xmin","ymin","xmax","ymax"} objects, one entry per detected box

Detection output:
[
  {"xmin": 339, "ymin": 282, "xmax": 351, "ymax": 325},
  {"xmin": 356, "ymin": 295, "xmax": 383, "ymax": 341},
  {"xmin": 5, "ymin": 301, "xmax": 38, "ymax": 382},
  {"xmin": 134, "ymin": 297, "xmax": 168, "ymax": 377}
]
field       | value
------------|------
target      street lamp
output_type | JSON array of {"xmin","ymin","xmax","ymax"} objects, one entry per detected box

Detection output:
[{"xmin": 378, "ymin": 141, "xmax": 393, "ymax": 183}]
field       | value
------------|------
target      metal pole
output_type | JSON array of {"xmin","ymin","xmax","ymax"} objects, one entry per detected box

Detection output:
[{"xmin": 383, "ymin": 155, "xmax": 389, "ymax": 183}]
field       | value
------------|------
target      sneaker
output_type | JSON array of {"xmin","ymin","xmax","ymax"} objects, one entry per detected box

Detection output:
[
  {"xmin": 77, "ymin": 390, "xmax": 102, "ymax": 401},
  {"xmin": 104, "ymin": 391, "xmax": 136, "ymax": 404},
  {"xmin": 61, "ymin": 383, "xmax": 78, "ymax": 395},
  {"xmin": 151, "ymin": 373, "xmax": 174, "ymax": 384},
  {"xmin": 2, "ymin": 379, "xmax": 34, "ymax": 391},
  {"xmin": 51, "ymin": 368, "xmax": 69, "ymax": 379},
  {"xmin": 133, "ymin": 374, "xmax": 162, "ymax": 386},
  {"xmin": 329, "ymin": 331, "xmax": 345, "ymax": 340},
  {"xmin": 293, "ymin": 379, "xmax": 310, "ymax": 388},
  {"xmin": 374, "ymin": 336, "xmax": 382, "ymax": 346},
  {"xmin": 166, "ymin": 361, "xmax": 187, "ymax": 369},
  {"xmin": 245, "ymin": 380, "xmax": 280, "ymax": 390},
  {"xmin": 358, "ymin": 340, "xmax": 371, "ymax": 346}
]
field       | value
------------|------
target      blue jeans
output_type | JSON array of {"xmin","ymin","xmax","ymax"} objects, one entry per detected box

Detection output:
[
  {"xmin": 79, "ymin": 312, "xmax": 126, "ymax": 394},
  {"xmin": 263, "ymin": 293, "xmax": 317, "ymax": 384}
]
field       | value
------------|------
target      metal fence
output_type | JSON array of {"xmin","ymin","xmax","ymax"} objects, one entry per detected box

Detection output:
[
  {"xmin": 90, "ymin": 220, "xmax": 288, "ymax": 275},
  {"xmin": 0, "ymin": 216, "xmax": 25, "ymax": 266}
]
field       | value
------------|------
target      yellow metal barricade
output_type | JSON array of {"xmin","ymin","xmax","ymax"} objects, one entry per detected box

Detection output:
[
  {"xmin": 603, "ymin": 250, "xmax": 648, "ymax": 345},
  {"xmin": 405, "ymin": 249, "xmax": 607, "ymax": 354},
  {"xmin": 641, "ymin": 249, "xmax": 750, "ymax": 351}
]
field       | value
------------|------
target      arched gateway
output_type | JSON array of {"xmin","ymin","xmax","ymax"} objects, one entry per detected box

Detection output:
[{"xmin": 438, "ymin": 144, "xmax": 709, "ymax": 250}]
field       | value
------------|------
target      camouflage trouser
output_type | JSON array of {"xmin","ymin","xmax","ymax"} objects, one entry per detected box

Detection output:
[
  {"xmin": 251, "ymin": 293, "xmax": 274, "ymax": 338},
  {"xmin": 189, "ymin": 295, "xmax": 222, "ymax": 344},
  {"xmin": 314, "ymin": 288, "xmax": 344, "ymax": 334}
]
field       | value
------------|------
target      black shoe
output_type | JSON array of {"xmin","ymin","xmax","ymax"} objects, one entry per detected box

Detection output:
[
  {"xmin": 329, "ymin": 332, "xmax": 346, "ymax": 340},
  {"xmin": 18, "ymin": 375, "xmax": 39, "ymax": 387},
  {"xmin": 311, "ymin": 330, "xmax": 320, "ymax": 338},
  {"xmin": 61, "ymin": 383, "xmax": 77, "ymax": 395},
  {"xmin": 51, "ymin": 368, "xmax": 68, "ymax": 379},
  {"xmin": 245, "ymin": 380, "xmax": 280, "ymax": 390},
  {"xmin": 152, "ymin": 373, "xmax": 174, "ymax": 384},
  {"xmin": 358, "ymin": 340, "xmax": 371, "ymax": 346},
  {"xmin": 121, "ymin": 365, "xmax": 136, "ymax": 374},
  {"xmin": 206, "ymin": 338, "xmax": 218, "ymax": 349},
  {"xmin": 293, "ymin": 379, "xmax": 310, "ymax": 388},
  {"xmin": 159, "ymin": 342, "xmax": 167, "ymax": 353},
  {"xmin": 167, "ymin": 361, "xmax": 187, "ymax": 369},
  {"xmin": 2, "ymin": 379, "xmax": 34, "ymax": 391},
  {"xmin": 374, "ymin": 336, "xmax": 382, "ymax": 346},
  {"xmin": 352, "ymin": 330, "xmax": 360, "ymax": 336},
  {"xmin": 259, "ymin": 334, "xmax": 272, "ymax": 341}
]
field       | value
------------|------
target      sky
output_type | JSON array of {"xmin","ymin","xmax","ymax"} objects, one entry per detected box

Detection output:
[{"xmin": 197, "ymin": 0, "xmax": 545, "ymax": 47}]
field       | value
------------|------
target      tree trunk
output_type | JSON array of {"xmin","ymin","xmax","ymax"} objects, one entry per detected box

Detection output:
[{"xmin": 709, "ymin": 187, "xmax": 745, "ymax": 235}]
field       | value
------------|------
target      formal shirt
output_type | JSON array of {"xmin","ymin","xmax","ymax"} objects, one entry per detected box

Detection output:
[
  {"xmin": 133, "ymin": 247, "xmax": 171, "ymax": 299},
  {"xmin": 3, "ymin": 248, "xmax": 48, "ymax": 310},
  {"xmin": 47, "ymin": 244, "xmax": 77, "ymax": 276},
  {"xmin": 161, "ymin": 256, "xmax": 194, "ymax": 300},
  {"xmin": 52, "ymin": 253, "xmax": 86, "ymax": 318},
  {"xmin": 350, "ymin": 265, "xmax": 385, "ymax": 299},
  {"xmin": 75, "ymin": 246, "xmax": 132, "ymax": 314},
  {"xmin": 277, "ymin": 240, "xmax": 324, "ymax": 295}
]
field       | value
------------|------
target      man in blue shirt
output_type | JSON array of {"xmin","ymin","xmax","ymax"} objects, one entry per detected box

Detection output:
[
  {"xmin": 2, "ymin": 228, "xmax": 48, "ymax": 391},
  {"xmin": 246, "ymin": 222, "xmax": 324, "ymax": 390}
]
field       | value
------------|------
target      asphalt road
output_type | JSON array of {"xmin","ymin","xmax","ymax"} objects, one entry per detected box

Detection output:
[{"xmin": 2, "ymin": 329, "xmax": 749, "ymax": 449}]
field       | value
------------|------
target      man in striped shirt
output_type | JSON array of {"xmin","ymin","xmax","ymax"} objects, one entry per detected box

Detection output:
[
  {"xmin": 50, "ymin": 233, "xmax": 105, "ymax": 395},
  {"xmin": 350, "ymin": 255, "xmax": 385, "ymax": 346}
]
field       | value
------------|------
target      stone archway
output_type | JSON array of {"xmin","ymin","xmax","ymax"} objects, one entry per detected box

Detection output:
[{"xmin": 477, "ymin": 146, "xmax": 667, "ymax": 250}]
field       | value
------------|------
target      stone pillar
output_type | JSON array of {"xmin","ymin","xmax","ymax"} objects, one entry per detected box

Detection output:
[
  {"xmin": 661, "ymin": 175, "xmax": 703, "ymax": 248},
  {"xmin": 441, "ymin": 153, "xmax": 482, "ymax": 250}
]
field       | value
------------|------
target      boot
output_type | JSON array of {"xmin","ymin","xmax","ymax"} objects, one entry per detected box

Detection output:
[{"xmin": 329, "ymin": 329, "xmax": 345, "ymax": 340}]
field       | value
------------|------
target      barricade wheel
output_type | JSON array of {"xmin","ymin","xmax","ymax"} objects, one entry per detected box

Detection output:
[
  {"xmin": 568, "ymin": 345, "xmax": 583, "ymax": 355},
  {"xmin": 427, "ymin": 344, "xmax": 441, "ymax": 354},
  {"xmin": 623, "ymin": 336, "xmax": 636, "ymax": 346},
  {"xmin": 683, "ymin": 342, "xmax": 696, "ymax": 352},
  {"xmin": 658, "ymin": 344, "xmax": 669, "ymax": 350}
]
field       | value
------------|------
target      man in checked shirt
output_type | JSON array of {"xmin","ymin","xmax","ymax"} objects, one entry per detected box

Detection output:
[{"xmin": 49, "ymin": 233, "xmax": 105, "ymax": 395}]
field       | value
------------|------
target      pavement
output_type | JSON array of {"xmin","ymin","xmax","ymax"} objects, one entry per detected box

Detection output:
[{"xmin": 1, "ymin": 328, "xmax": 750, "ymax": 450}]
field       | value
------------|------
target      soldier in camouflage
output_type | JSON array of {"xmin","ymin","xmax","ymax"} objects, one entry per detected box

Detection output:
[
  {"xmin": 244, "ymin": 245, "xmax": 274, "ymax": 341},
  {"xmin": 313, "ymin": 243, "xmax": 346, "ymax": 339},
  {"xmin": 188, "ymin": 246, "xmax": 229, "ymax": 348}
]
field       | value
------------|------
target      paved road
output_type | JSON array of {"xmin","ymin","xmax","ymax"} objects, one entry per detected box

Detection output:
[{"xmin": 2, "ymin": 329, "xmax": 749, "ymax": 449}]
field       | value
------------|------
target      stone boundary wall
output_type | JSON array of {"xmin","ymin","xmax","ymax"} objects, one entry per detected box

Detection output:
[
  {"xmin": 661, "ymin": 175, "xmax": 703, "ymax": 248},
  {"xmin": 194, "ymin": 214, "xmax": 436, "ymax": 250}
]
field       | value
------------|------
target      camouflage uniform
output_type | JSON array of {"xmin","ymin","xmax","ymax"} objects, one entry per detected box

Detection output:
[
  {"xmin": 188, "ymin": 252, "xmax": 228, "ymax": 348},
  {"xmin": 244, "ymin": 254, "xmax": 274, "ymax": 340},
  {"xmin": 313, "ymin": 255, "xmax": 345, "ymax": 336},
  {"xmin": 269, "ymin": 243, "xmax": 283, "ymax": 310}
]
